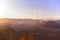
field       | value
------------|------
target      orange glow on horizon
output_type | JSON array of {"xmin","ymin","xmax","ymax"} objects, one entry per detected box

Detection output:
[
  {"xmin": 0, "ymin": 17, "xmax": 60, "ymax": 22},
  {"xmin": 0, "ymin": 18, "xmax": 9, "ymax": 24}
]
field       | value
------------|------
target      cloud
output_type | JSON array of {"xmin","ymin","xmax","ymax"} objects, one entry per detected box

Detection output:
[{"xmin": 33, "ymin": 9, "xmax": 46, "ymax": 13}]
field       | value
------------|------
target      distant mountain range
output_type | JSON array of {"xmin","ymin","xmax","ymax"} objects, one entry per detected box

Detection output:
[{"xmin": 0, "ymin": 18, "xmax": 60, "ymax": 40}]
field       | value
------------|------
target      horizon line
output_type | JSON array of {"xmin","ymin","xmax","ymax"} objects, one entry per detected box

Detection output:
[{"xmin": 0, "ymin": 17, "xmax": 60, "ymax": 20}]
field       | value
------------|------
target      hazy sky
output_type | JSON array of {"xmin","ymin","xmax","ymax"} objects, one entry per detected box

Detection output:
[{"xmin": 0, "ymin": 0, "xmax": 60, "ymax": 19}]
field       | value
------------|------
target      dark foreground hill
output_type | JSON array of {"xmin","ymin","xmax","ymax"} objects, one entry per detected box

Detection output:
[{"xmin": 0, "ymin": 18, "xmax": 60, "ymax": 40}]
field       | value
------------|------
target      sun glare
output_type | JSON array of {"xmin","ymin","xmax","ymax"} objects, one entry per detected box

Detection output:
[{"xmin": 0, "ymin": 2, "xmax": 7, "ymax": 18}]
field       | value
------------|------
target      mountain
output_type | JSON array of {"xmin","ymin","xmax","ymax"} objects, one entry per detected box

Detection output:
[
  {"xmin": 41, "ymin": 21, "xmax": 60, "ymax": 28},
  {"xmin": 0, "ymin": 18, "xmax": 60, "ymax": 40}
]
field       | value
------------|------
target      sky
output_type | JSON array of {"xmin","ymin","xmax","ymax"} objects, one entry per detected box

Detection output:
[{"xmin": 0, "ymin": 0, "xmax": 60, "ymax": 19}]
